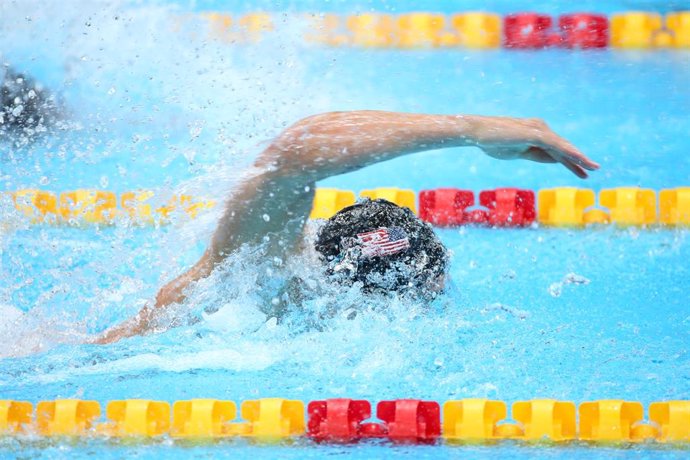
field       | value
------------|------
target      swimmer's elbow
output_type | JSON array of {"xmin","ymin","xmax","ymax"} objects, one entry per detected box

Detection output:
[
  {"xmin": 260, "ymin": 112, "xmax": 349, "ymax": 166},
  {"xmin": 271, "ymin": 112, "xmax": 343, "ymax": 148}
]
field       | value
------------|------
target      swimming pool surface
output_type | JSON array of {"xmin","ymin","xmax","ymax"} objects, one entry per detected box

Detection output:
[{"xmin": 1, "ymin": 0, "xmax": 690, "ymax": 458}]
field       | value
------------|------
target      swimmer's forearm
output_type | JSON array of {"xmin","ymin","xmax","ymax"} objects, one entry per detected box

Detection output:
[{"xmin": 259, "ymin": 111, "xmax": 480, "ymax": 177}]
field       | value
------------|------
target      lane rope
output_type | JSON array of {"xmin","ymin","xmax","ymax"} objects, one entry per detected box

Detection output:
[
  {"xmin": 183, "ymin": 11, "xmax": 690, "ymax": 49},
  {"xmin": 1, "ymin": 398, "xmax": 688, "ymax": 443},
  {"xmin": 2, "ymin": 186, "xmax": 689, "ymax": 227}
]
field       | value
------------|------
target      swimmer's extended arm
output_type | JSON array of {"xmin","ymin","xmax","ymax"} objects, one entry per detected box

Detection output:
[
  {"xmin": 258, "ymin": 111, "xmax": 598, "ymax": 179},
  {"xmin": 95, "ymin": 111, "xmax": 598, "ymax": 344}
]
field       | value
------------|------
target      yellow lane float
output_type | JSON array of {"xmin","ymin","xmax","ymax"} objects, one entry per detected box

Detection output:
[
  {"xmin": 36, "ymin": 399, "xmax": 101, "ymax": 436},
  {"xmin": 537, "ymin": 187, "xmax": 597, "ymax": 227},
  {"xmin": 103, "ymin": 400, "xmax": 171, "ymax": 437},
  {"xmin": 667, "ymin": 12, "xmax": 690, "ymax": 47},
  {"xmin": 599, "ymin": 187, "xmax": 657, "ymax": 226},
  {"xmin": 0, "ymin": 400, "xmax": 33, "ymax": 435},
  {"xmin": 397, "ymin": 13, "xmax": 446, "ymax": 48},
  {"xmin": 451, "ymin": 13, "xmax": 501, "ymax": 48},
  {"xmin": 360, "ymin": 187, "xmax": 417, "ymax": 213},
  {"xmin": 172, "ymin": 399, "xmax": 238, "ymax": 437},
  {"xmin": 659, "ymin": 187, "xmax": 690, "ymax": 226},
  {"xmin": 611, "ymin": 12, "xmax": 663, "ymax": 48},
  {"xmin": 309, "ymin": 188, "xmax": 356, "ymax": 219}
]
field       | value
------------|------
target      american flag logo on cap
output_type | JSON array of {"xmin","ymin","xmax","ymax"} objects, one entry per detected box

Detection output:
[{"xmin": 356, "ymin": 226, "xmax": 410, "ymax": 258}]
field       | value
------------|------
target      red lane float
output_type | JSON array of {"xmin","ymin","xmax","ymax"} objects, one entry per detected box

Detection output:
[
  {"xmin": 418, "ymin": 188, "xmax": 474, "ymax": 226},
  {"xmin": 377, "ymin": 399, "xmax": 441, "ymax": 442},
  {"xmin": 307, "ymin": 399, "xmax": 371, "ymax": 442},
  {"xmin": 307, "ymin": 399, "xmax": 440, "ymax": 443},
  {"xmin": 503, "ymin": 13, "xmax": 554, "ymax": 48},
  {"xmin": 559, "ymin": 14, "xmax": 609, "ymax": 48},
  {"xmin": 479, "ymin": 188, "xmax": 536, "ymax": 227}
]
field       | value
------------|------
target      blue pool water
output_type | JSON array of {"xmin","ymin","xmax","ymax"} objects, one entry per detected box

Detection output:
[{"xmin": 1, "ymin": 0, "xmax": 690, "ymax": 458}]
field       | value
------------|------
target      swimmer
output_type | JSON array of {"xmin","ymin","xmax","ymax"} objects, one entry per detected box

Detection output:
[
  {"xmin": 96, "ymin": 111, "xmax": 598, "ymax": 343},
  {"xmin": 1, "ymin": 65, "xmax": 60, "ymax": 144}
]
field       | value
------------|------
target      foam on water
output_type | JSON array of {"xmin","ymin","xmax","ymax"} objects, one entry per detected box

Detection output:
[
  {"xmin": 0, "ymin": 1, "xmax": 406, "ymax": 364},
  {"xmin": 0, "ymin": 0, "xmax": 349, "ymax": 354}
]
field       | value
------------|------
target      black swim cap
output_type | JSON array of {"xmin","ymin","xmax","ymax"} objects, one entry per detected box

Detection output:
[{"xmin": 314, "ymin": 198, "xmax": 448, "ymax": 298}]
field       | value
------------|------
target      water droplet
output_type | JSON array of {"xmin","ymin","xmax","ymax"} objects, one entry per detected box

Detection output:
[
  {"xmin": 548, "ymin": 282, "xmax": 562, "ymax": 297},
  {"xmin": 107, "ymin": 87, "xmax": 116, "ymax": 95},
  {"xmin": 262, "ymin": 214, "xmax": 270, "ymax": 222},
  {"xmin": 189, "ymin": 124, "xmax": 202, "ymax": 139},
  {"xmin": 563, "ymin": 273, "xmax": 590, "ymax": 285}
]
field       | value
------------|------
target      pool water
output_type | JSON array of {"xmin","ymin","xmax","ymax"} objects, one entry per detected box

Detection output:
[{"xmin": 1, "ymin": 0, "xmax": 690, "ymax": 458}]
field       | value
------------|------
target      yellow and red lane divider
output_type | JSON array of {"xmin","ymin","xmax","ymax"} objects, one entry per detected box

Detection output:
[
  {"xmin": 1, "ymin": 398, "xmax": 689, "ymax": 444},
  {"xmin": 313, "ymin": 186, "xmax": 690, "ymax": 228},
  {"xmin": 187, "ymin": 10, "xmax": 690, "ymax": 49},
  {"xmin": 2, "ymin": 186, "xmax": 690, "ymax": 228}
]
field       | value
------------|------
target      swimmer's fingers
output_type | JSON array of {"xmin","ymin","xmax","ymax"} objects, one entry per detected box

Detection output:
[
  {"xmin": 522, "ymin": 145, "xmax": 588, "ymax": 178},
  {"xmin": 557, "ymin": 154, "xmax": 589, "ymax": 178},
  {"xmin": 523, "ymin": 146, "xmax": 557, "ymax": 163},
  {"xmin": 545, "ymin": 145, "xmax": 592, "ymax": 178},
  {"xmin": 539, "ymin": 133, "xmax": 600, "ymax": 171}
]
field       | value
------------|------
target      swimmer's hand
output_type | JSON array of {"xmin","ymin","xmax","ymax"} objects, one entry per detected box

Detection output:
[
  {"xmin": 471, "ymin": 116, "xmax": 599, "ymax": 178},
  {"xmin": 92, "ymin": 253, "xmax": 212, "ymax": 344},
  {"xmin": 90, "ymin": 306, "xmax": 155, "ymax": 344}
]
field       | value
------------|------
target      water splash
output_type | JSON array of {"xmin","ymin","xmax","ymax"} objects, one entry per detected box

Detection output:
[{"xmin": 0, "ymin": 0, "xmax": 359, "ymax": 357}]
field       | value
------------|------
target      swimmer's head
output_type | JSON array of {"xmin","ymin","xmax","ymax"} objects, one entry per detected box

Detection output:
[{"xmin": 314, "ymin": 198, "xmax": 448, "ymax": 299}]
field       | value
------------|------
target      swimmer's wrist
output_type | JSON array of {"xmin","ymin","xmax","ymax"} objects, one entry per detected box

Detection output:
[
  {"xmin": 455, "ymin": 115, "xmax": 494, "ymax": 146},
  {"xmin": 462, "ymin": 115, "xmax": 524, "ymax": 146}
]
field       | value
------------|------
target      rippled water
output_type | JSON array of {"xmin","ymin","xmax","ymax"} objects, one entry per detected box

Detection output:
[{"xmin": 1, "ymin": 0, "xmax": 690, "ymax": 458}]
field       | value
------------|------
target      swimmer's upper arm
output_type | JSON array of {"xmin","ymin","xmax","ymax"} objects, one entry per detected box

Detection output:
[{"xmin": 205, "ymin": 171, "xmax": 315, "ymax": 264}]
